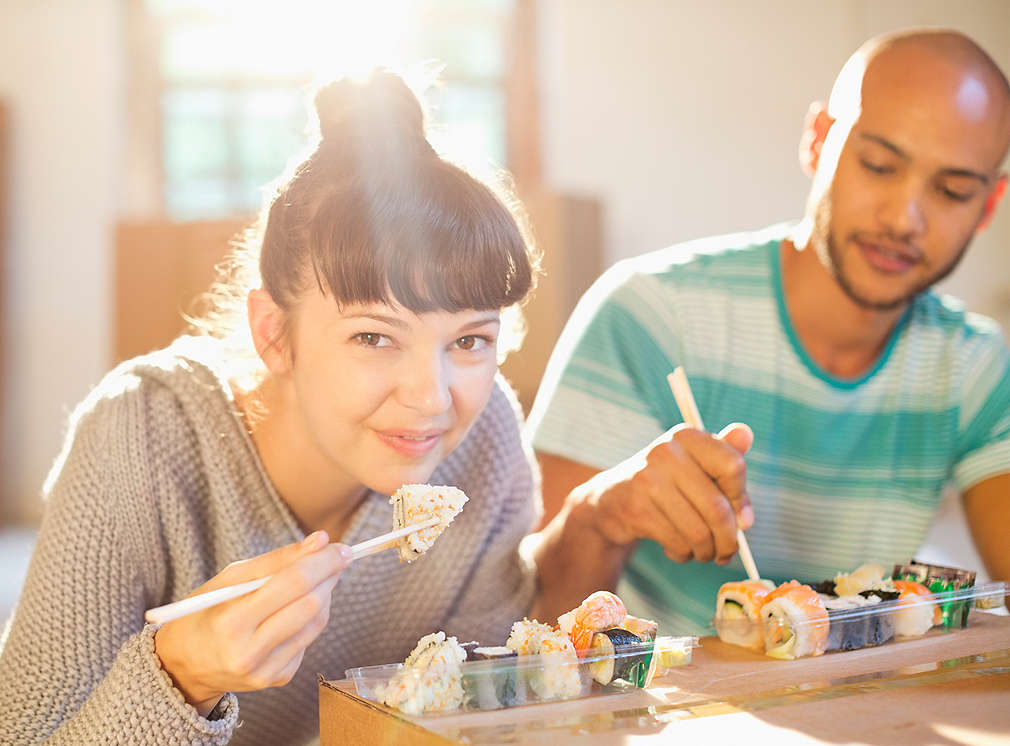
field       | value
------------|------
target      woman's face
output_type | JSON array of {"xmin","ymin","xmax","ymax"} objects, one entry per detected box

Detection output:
[{"xmin": 278, "ymin": 288, "xmax": 501, "ymax": 499}]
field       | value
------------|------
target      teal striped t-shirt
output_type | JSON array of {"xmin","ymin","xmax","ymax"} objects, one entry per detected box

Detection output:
[{"xmin": 528, "ymin": 224, "xmax": 1010, "ymax": 635}]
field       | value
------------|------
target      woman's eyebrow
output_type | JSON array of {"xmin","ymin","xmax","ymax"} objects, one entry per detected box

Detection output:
[
  {"xmin": 458, "ymin": 315, "xmax": 502, "ymax": 332},
  {"xmin": 340, "ymin": 313, "xmax": 409, "ymax": 329}
]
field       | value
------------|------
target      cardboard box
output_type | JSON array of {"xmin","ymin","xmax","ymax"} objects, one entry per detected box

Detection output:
[{"xmin": 318, "ymin": 677, "xmax": 459, "ymax": 746}]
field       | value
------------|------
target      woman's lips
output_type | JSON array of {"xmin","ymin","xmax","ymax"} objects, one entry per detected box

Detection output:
[{"xmin": 375, "ymin": 430, "xmax": 445, "ymax": 457}]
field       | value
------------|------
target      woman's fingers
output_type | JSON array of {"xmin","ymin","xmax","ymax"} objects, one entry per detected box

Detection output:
[
  {"xmin": 196, "ymin": 531, "xmax": 332, "ymax": 594},
  {"xmin": 236, "ymin": 543, "xmax": 351, "ymax": 627}
]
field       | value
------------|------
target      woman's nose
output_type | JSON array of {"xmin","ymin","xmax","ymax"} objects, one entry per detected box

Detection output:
[{"xmin": 397, "ymin": 353, "xmax": 452, "ymax": 416}]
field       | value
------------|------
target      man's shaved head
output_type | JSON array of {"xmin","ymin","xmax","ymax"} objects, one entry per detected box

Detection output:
[
  {"xmin": 799, "ymin": 28, "xmax": 1010, "ymax": 313},
  {"xmin": 827, "ymin": 29, "xmax": 1010, "ymax": 167}
]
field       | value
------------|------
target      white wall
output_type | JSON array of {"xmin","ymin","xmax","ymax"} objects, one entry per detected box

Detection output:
[
  {"xmin": 0, "ymin": 0, "xmax": 123, "ymax": 523},
  {"xmin": 537, "ymin": 0, "xmax": 1009, "ymax": 577},
  {"xmin": 538, "ymin": 0, "xmax": 1010, "ymax": 329},
  {"xmin": 0, "ymin": 0, "xmax": 1006, "ymax": 541}
]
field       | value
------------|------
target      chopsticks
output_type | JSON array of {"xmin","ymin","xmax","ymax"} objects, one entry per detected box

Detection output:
[
  {"xmin": 144, "ymin": 516, "xmax": 440, "ymax": 626},
  {"xmin": 667, "ymin": 366, "xmax": 762, "ymax": 582}
]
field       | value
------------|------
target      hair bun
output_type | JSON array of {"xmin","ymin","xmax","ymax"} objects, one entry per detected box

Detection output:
[{"xmin": 314, "ymin": 69, "xmax": 430, "ymax": 152}]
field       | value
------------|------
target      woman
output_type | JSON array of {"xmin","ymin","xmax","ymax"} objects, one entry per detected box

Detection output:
[{"xmin": 0, "ymin": 70, "xmax": 540, "ymax": 744}]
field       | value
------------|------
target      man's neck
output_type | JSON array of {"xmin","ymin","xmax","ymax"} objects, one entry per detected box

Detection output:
[{"xmin": 780, "ymin": 237, "xmax": 907, "ymax": 379}]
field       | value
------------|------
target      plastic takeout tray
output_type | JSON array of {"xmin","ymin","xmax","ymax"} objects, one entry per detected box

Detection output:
[
  {"xmin": 345, "ymin": 634, "xmax": 698, "ymax": 715},
  {"xmin": 715, "ymin": 581, "xmax": 1008, "ymax": 658}
]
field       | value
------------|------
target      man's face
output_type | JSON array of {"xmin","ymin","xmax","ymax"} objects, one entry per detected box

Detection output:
[{"xmin": 809, "ymin": 47, "xmax": 1007, "ymax": 311}]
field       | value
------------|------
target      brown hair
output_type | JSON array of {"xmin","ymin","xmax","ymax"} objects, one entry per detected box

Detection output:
[{"xmin": 192, "ymin": 69, "xmax": 537, "ymax": 363}]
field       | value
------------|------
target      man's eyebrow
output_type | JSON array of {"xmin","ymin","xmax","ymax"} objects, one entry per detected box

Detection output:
[{"xmin": 857, "ymin": 132, "xmax": 991, "ymax": 184}]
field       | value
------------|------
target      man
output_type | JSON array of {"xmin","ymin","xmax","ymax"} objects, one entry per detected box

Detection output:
[{"xmin": 528, "ymin": 29, "xmax": 1010, "ymax": 632}]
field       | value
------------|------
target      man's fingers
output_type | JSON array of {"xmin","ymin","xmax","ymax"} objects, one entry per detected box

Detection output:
[{"xmin": 718, "ymin": 422, "xmax": 754, "ymax": 455}]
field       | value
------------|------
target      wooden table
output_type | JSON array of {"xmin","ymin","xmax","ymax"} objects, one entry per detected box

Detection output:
[{"xmin": 320, "ymin": 610, "xmax": 1010, "ymax": 745}]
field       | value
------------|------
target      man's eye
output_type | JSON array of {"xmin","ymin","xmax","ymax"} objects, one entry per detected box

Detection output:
[
  {"xmin": 940, "ymin": 188, "xmax": 973, "ymax": 202},
  {"xmin": 860, "ymin": 159, "xmax": 894, "ymax": 174},
  {"xmin": 354, "ymin": 333, "xmax": 386, "ymax": 347}
]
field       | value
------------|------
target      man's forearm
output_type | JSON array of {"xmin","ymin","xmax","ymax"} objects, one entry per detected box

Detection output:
[{"xmin": 527, "ymin": 484, "xmax": 636, "ymax": 624}]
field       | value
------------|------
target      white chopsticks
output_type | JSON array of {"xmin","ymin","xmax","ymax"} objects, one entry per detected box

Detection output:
[
  {"xmin": 144, "ymin": 517, "xmax": 440, "ymax": 626},
  {"xmin": 667, "ymin": 366, "xmax": 762, "ymax": 583}
]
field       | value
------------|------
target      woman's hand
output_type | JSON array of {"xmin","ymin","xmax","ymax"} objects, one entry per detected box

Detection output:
[
  {"xmin": 589, "ymin": 422, "xmax": 753, "ymax": 564},
  {"xmin": 153, "ymin": 531, "xmax": 352, "ymax": 716}
]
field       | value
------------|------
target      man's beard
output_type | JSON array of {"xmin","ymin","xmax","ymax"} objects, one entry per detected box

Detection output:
[{"xmin": 809, "ymin": 191, "xmax": 971, "ymax": 312}]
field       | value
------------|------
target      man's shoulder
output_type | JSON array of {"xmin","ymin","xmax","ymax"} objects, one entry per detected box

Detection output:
[
  {"xmin": 912, "ymin": 292, "xmax": 1008, "ymax": 349},
  {"xmin": 601, "ymin": 223, "xmax": 788, "ymax": 293}
]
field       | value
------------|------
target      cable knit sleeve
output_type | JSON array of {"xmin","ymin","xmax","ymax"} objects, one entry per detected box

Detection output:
[
  {"xmin": 0, "ymin": 372, "xmax": 238, "ymax": 744},
  {"xmin": 441, "ymin": 377, "xmax": 540, "ymax": 645}
]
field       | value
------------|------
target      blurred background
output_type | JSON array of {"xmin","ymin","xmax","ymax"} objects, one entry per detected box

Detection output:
[{"xmin": 1, "ymin": 0, "xmax": 1007, "ymax": 621}]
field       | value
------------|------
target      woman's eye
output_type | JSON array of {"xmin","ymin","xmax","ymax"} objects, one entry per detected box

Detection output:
[
  {"xmin": 354, "ymin": 332, "xmax": 388, "ymax": 347},
  {"xmin": 455, "ymin": 335, "xmax": 491, "ymax": 351}
]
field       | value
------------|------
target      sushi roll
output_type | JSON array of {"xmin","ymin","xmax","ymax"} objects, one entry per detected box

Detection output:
[
  {"xmin": 716, "ymin": 579, "xmax": 776, "ymax": 651},
  {"xmin": 534, "ymin": 628, "xmax": 583, "ymax": 701},
  {"xmin": 585, "ymin": 628, "xmax": 651, "ymax": 687},
  {"xmin": 892, "ymin": 580, "xmax": 942, "ymax": 637},
  {"xmin": 506, "ymin": 619, "xmax": 581, "ymax": 701},
  {"xmin": 619, "ymin": 615, "xmax": 659, "ymax": 642},
  {"xmin": 760, "ymin": 581, "xmax": 829, "ymax": 659},
  {"xmin": 389, "ymin": 484, "xmax": 468, "ymax": 563},
  {"xmin": 380, "ymin": 632, "xmax": 467, "ymax": 714},
  {"xmin": 563, "ymin": 591, "xmax": 627, "ymax": 654},
  {"xmin": 822, "ymin": 595, "xmax": 869, "ymax": 651},
  {"xmin": 465, "ymin": 646, "xmax": 521, "ymax": 710}
]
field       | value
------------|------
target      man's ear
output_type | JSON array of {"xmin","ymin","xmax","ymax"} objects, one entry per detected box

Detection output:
[
  {"xmin": 248, "ymin": 288, "xmax": 292, "ymax": 375},
  {"xmin": 798, "ymin": 102, "xmax": 835, "ymax": 177},
  {"xmin": 977, "ymin": 174, "xmax": 1007, "ymax": 232}
]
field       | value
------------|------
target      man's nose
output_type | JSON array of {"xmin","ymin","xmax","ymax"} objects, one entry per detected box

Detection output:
[{"xmin": 878, "ymin": 176, "xmax": 927, "ymax": 239}]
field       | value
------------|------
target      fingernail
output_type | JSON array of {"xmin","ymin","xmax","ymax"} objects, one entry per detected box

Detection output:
[
  {"xmin": 739, "ymin": 506, "xmax": 755, "ymax": 530},
  {"xmin": 303, "ymin": 530, "xmax": 327, "ymax": 549},
  {"xmin": 337, "ymin": 545, "xmax": 354, "ymax": 563}
]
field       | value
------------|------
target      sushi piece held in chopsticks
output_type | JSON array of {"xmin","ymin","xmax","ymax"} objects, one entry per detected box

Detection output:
[
  {"xmin": 715, "ymin": 579, "xmax": 776, "ymax": 651},
  {"xmin": 389, "ymin": 484, "xmax": 468, "ymax": 563},
  {"xmin": 760, "ymin": 581, "xmax": 829, "ymax": 659}
]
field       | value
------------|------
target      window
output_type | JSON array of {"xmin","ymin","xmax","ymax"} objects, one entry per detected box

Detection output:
[{"xmin": 140, "ymin": 0, "xmax": 516, "ymax": 219}]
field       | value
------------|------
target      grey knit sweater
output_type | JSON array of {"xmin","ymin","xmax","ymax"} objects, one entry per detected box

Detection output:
[{"xmin": 0, "ymin": 336, "xmax": 538, "ymax": 745}]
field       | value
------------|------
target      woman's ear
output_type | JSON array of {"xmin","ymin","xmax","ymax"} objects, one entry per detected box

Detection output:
[
  {"xmin": 248, "ymin": 288, "xmax": 292, "ymax": 375},
  {"xmin": 798, "ymin": 102, "xmax": 835, "ymax": 177}
]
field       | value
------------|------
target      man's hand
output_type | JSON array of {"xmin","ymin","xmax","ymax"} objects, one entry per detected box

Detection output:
[{"xmin": 588, "ymin": 422, "xmax": 753, "ymax": 563}]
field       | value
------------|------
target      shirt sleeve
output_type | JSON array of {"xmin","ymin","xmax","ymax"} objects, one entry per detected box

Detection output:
[
  {"xmin": 528, "ymin": 263, "xmax": 686, "ymax": 470},
  {"xmin": 952, "ymin": 336, "xmax": 1010, "ymax": 491},
  {"xmin": 0, "ymin": 382, "xmax": 238, "ymax": 745}
]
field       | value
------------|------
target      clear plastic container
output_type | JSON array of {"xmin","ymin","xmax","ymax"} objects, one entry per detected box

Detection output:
[
  {"xmin": 345, "ymin": 634, "xmax": 698, "ymax": 715},
  {"xmin": 714, "ymin": 581, "xmax": 1008, "ymax": 659}
]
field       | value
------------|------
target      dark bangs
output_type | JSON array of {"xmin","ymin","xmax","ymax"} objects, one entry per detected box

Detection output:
[{"xmin": 304, "ymin": 159, "xmax": 533, "ymax": 313}]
